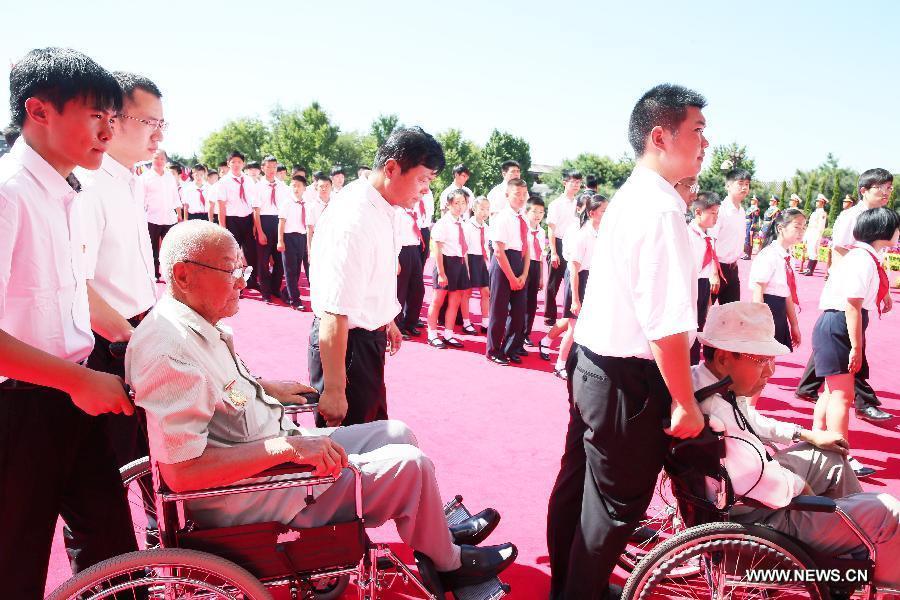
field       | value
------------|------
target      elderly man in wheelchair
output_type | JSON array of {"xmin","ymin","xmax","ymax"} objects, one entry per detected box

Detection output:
[
  {"xmin": 623, "ymin": 301, "xmax": 899, "ymax": 599},
  {"xmin": 51, "ymin": 221, "xmax": 516, "ymax": 599}
]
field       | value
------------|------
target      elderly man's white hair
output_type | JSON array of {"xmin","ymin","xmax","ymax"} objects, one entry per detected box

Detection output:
[{"xmin": 159, "ymin": 221, "xmax": 237, "ymax": 284}]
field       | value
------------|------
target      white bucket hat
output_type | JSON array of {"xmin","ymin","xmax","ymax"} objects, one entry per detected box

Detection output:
[{"xmin": 698, "ymin": 302, "xmax": 791, "ymax": 357}]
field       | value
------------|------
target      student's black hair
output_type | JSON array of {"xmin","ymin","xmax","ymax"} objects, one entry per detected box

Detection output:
[
  {"xmin": 10, "ymin": 47, "xmax": 123, "ymax": 128},
  {"xmin": 261, "ymin": 155, "xmax": 277, "ymax": 164},
  {"xmin": 3, "ymin": 125, "xmax": 20, "ymax": 146},
  {"xmin": 446, "ymin": 188, "xmax": 470, "ymax": 205},
  {"xmin": 317, "ymin": 175, "xmax": 332, "ymax": 184},
  {"xmin": 246, "ymin": 161, "xmax": 261, "ymax": 170},
  {"xmin": 725, "ymin": 169, "xmax": 751, "ymax": 183},
  {"xmin": 627, "ymin": 83, "xmax": 707, "ymax": 156},
  {"xmin": 228, "ymin": 150, "xmax": 245, "ymax": 162},
  {"xmin": 113, "ymin": 71, "xmax": 162, "ymax": 100},
  {"xmin": 292, "ymin": 164, "xmax": 306, "ymax": 174},
  {"xmin": 218, "ymin": 160, "xmax": 228, "ymax": 168},
  {"xmin": 507, "ymin": 177, "xmax": 527, "ymax": 189},
  {"xmin": 574, "ymin": 190, "xmax": 593, "ymax": 215},
  {"xmin": 580, "ymin": 193, "xmax": 609, "ymax": 227},
  {"xmin": 858, "ymin": 168, "xmax": 893, "ymax": 192},
  {"xmin": 563, "ymin": 170, "xmax": 583, "ymax": 181},
  {"xmin": 192, "ymin": 163, "xmax": 207, "ymax": 173},
  {"xmin": 373, "ymin": 126, "xmax": 446, "ymax": 174},
  {"xmin": 853, "ymin": 207, "xmax": 900, "ymax": 245},
  {"xmin": 330, "ymin": 165, "xmax": 345, "ymax": 176},
  {"xmin": 452, "ymin": 163, "xmax": 470, "ymax": 176},
  {"xmin": 276, "ymin": 163, "xmax": 287, "ymax": 172},
  {"xmin": 691, "ymin": 191, "xmax": 721, "ymax": 213},
  {"xmin": 584, "ymin": 174, "xmax": 599, "ymax": 189},
  {"xmin": 762, "ymin": 207, "xmax": 805, "ymax": 249},
  {"xmin": 291, "ymin": 174, "xmax": 308, "ymax": 185},
  {"xmin": 501, "ymin": 160, "xmax": 521, "ymax": 173},
  {"xmin": 169, "ymin": 163, "xmax": 183, "ymax": 175},
  {"xmin": 527, "ymin": 194, "xmax": 545, "ymax": 209},
  {"xmin": 312, "ymin": 170, "xmax": 325, "ymax": 181},
  {"xmin": 206, "ymin": 170, "xmax": 219, "ymax": 179}
]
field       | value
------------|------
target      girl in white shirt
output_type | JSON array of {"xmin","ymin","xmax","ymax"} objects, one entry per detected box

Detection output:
[
  {"xmin": 750, "ymin": 208, "xmax": 806, "ymax": 352},
  {"xmin": 811, "ymin": 207, "xmax": 898, "ymax": 448},
  {"xmin": 427, "ymin": 190, "xmax": 472, "ymax": 348},
  {"xmin": 461, "ymin": 197, "xmax": 491, "ymax": 335}
]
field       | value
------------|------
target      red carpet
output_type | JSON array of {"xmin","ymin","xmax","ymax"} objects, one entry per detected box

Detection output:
[{"xmin": 44, "ymin": 260, "xmax": 899, "ymax": 598}]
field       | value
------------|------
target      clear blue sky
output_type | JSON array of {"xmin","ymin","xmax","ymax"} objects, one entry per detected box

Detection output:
[{"xmin": 2, "ymin": 0, "xmax": 898, "ymax": 181}]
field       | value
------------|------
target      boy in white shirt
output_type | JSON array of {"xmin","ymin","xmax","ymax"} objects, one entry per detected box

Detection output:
[
  {"xmin": 252, "ymin": 155, "xmax": 292, "ymax": 303},
  {"xmin": 277, "ymin": 175, "xmax": 311, "ymax": 310},
  {"xmin": 182, "ymin": 163, "xmax": 210, "ymax": 220}
]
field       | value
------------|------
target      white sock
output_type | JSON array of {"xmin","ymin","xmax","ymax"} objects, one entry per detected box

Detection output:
[
  {"xmin": 554, "ymin": 359, "xmax": 565, "ymax": 371},
  {"xmin": 428, "ymin": 329, "xmax": 439, "ymax": 340},
  {"xmin": 444, "ymin": 330, "xmax": 455, "ymax": 340},
  {"xmin": 542, "ymin": 335, "xmax": 552, "ymax": 346},
  {"xmin": 463, "ymin": 319, "xmax": 472, "ymax": 327}
]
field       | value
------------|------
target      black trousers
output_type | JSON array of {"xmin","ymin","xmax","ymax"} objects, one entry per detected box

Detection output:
[
  {"xmin": 147, "ymin": 222, "xmax": 172, "ymax": 279},
  {"xmin": 0, "ymin": 384, "xmax": 138, "ymax": 599},
  {"xmin": 796, "ymin": 352, "xmax": 880, "ymax": 409},
  {"xmin": 547, "ymin": 346, "xmax": 671, "ymax": 600},
  {"xmin": 544, "ymin": 238, "xmax": 567, "ymax": 322},
  {"xmin": 187, "ymin": 212, "xmax": 208, "ymax": 221},
  {"xmin": 523, "ymin": 260, "xmax": 542, "ymax": 340},
  {"xmin": 713, "ymin": 261, "xmax": 741, "ymax": 304},
  {"xmin": 487, "ymin": 249, "xmax": 526, "ymax": 358},
  {"xmin": 256, "ymin": 214, "xmax": 284, "ymax": 299},
  {"xmin": 690, "ymin": 278, "xmax": 712, "ymax": 365},
  {"xmin": 419, "ymin": 226, "xmax": 431, "ymax": 263},
  {"xmin": 308, "ymin": 317, "xmax": 388, "ymax": 427},
  {"xmin": 282, "ymin": 232, "xmax": 309, "ymax": 306},
  {"xmin": 226, "ymin": 215, "xmax": 258, "ymax": 288},
  {"xmin": 396, "ymin": 245, "xmax": 425, "ymax": 330}
]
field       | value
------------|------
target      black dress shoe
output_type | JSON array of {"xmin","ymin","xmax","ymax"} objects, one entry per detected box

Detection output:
[
  {"xmin": 857, "ymin": 405, "xmax": 893, "ymax": 423},
  {"xmin": 429, "ymin": 337, "xmax": 448, "ymax": 349},
  {"xmin": 407, "ymin": 327, "xmax": 422, "ymax": 337},
  {"xmin": 416, "ymin": 319, "xmax": 426, "ymax": 328},
  {"xmin": 539, "ymin": 339, "xmax": 551, "ymax": 361},
  {"xmin": 480, "ymin": 325, "xmax": 488, "ymax": 334},
  {"xmin": 487, "ymin": 353, "xmax": 509, "ymax": 366},
  {"xmin": 439, "ymin": 543, "xmax": 517, "ymax": 590},
  {"xmin": 507, "ymin": 354, "xmax": 522, "ymax": 364},
  {"xmin": 461, "ymin": 324, "xmax": 477, "ymax": 335},
  {"xmin": 450, "ymin": 508, "xmax": 500, "ymax": 546},
  {"xmin": 444, "ymin": 337, "xmax": 464, "ymax": 349},
  {"xmin": 399, "ymin": 329, "xmax": 411, "ymax": 341},
  {"xmin": 523, "ymin": 338, "xmax": 535, "ymax": 347},
  {"xmin": 513, "ymin": 347, "xmax": 528, "ymax": 357},
  {"xmin": 794, "ymin": 391, "xmax": 818, "ymax": 402},
  {"xmin": 544, "ymin": 317, "xmax": 555, "ymax": 326}
]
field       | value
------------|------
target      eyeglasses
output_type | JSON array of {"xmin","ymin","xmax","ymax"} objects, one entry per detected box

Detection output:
[
  {"xmin": 118, "ymin": 114, "xmax": 169, "ymax": 131},
  {"xmin": 182, "ymin": 260, "xmax": 252, "ymax": 282},
  {"xmin": 739, "ymin": 353, "xmax": 775, "ymax": 368}
]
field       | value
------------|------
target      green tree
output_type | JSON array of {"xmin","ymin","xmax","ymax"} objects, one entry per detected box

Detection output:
[
  {"xmin": 697, "ymin": 143, "xmax": 756, "ymax": 199},
  {"xmin": 370, "ymin": 114, "xmax": 401, "ymax": 148},
  {"xmin": 332, "ymin": 131, "xmax": 377, "ymax": 175},
  {"xmin": 778, "ymin": 181, "xmax": 788, "ymax": 208},
  {"xmin": 267, "ymin": 103, "xmax": 339, "ymax": 173},
  {"xmin": 199, "ymin": 117, "xmax": 270, "ymax": 167},
  {"xmin": 431, "ymin": 129, "xmax": 481, "ymax": 198},
  {"xmin": 828, "ymin": 171, "xmax": 843, "ymax": 227},
  {"xmin": 802, "ymin": 175, "xmax": 816, "ymax": 213},
  {"xmin": 542, "ymin": 153, "xmax": 633, "ymax": 198},
  {"xmin": 473, "ymin": 129, "xmax": 532, "ymax": 194}
]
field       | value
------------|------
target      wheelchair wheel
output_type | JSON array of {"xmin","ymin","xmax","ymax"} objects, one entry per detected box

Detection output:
[
  {"xmin": 307, "ymin": 574, "xmax": 351, "ymax": 599},
  {"xmin": 46, "ymin": 548, "xmax": 271, "ymax": 599},
  {"xmin": 119, "ymin": 456, "xmax": 158, "ymax": 550},
  {"xmin": 623, "ymin": 521, "xmax": 827, "ymax": 599}
]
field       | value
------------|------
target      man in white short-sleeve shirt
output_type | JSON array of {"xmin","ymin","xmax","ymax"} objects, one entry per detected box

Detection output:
[
  {"xmin": 142, "ymin": 149, "xmax": 182, "ymax": 280},
  {"xmin": 710, "ymin": 169, "xmax": 750, "ymax": 304},
  {"xmin": 487, "ymin": 159, "xmax": 521, "ymax": 216},
  {"xmin": 547, "ymin": 84, "xmax": 708, "ymax": 600},
  {"xmin": 308, "ymin": 127, "xmax": 445, "ymax": 428},
  {"xmin": 438, "ymin": 163, "xmax": 476, "ymax": 213},
  {"xmin": 544, "ymin": 170, "xmax": 582, "ymax": 323}
]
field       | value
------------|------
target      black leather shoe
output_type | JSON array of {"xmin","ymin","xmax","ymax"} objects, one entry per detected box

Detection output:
[
  {"xmin": 429, "ymin": 337, "xmax": 448, "ymax": 349},
  {"xmin": 507, "ymin": 354, "xmax": 522, "ymax": 364},
  {"xmin": 450, "ymin": 508, "xmax": 500, "ymax": 546},
  {"xmin": 407, "ymin": 327, "xmax": 422, "ymax": 337},
  {"xmin": 857, "ymin": 405, "xmax": 893, "ymax": 423},
  {"xmin": 523, "ymin": 337, "xmax": 535, "ymax": 347},
  {"xmin": 539, "ymin": 339, "xmax": 551, "ymax": 361},
  {"xmin": 480, "ymin": 325, "xmax": 488, "ymax": 334},
  {"xmin": 487, "ymin": 353, "xmax": 509, "ymax": 366},
  {"xmin": 514, "ymin": 348, "xmax": 528, "ymax": 357},
  {"xmin": 444, "ymin": 337, "xmax": 464, "ymax": 349},
  {"xmin": 439, "ymin": 543, "xmax": 517, "ymax": 590},
  {"xmin": 399, "ymin": 329, "xmax": 411, "ymax": 341},
  {"xmin": 794, "ymin": 391, "xmax": 818, "ymax": 402},
  {"xmin": 416, "ymin": 319, "xmax": 426, "ymax": 328},
  {"xmin": 461, "ymin": 324, "xmax": 477, "ymax": 335}
]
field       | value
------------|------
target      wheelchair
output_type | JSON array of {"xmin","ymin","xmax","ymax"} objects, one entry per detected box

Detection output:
[
  {"xmin": 622, "ymin": 377, "xmax": 900, "ymax": 600},
  {"xmin": 48, "ymin": 402, "xmax": 511, "ymax": 600}
]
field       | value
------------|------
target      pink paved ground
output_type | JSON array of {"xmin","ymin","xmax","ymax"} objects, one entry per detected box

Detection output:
[{"xmin": 45, "ymin": 260, "xmax": 900, "ymax": 598}]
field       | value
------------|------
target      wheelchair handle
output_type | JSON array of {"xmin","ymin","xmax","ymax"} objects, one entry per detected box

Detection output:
[{"xmin": 694, "ymin": 376, "xmax": 733, "ymax": 403}]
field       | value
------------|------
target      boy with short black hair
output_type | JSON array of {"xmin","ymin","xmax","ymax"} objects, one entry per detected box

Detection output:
[
  {"xmin": 182, "ymin": 163, "xmax": 210, "ymax": 220},
  {"xmin": 688, "ymin": 191, "xmax": 722, "ymax": 364},
  {"xmin": 711, "ymin": 168, "xmax": 750, "ymax": 304},
  {"xmin": 521, "ymin": 195, "xmax": 546, "ymax": 350},
  {"xmin": 545, "ymin": 170, "xmax": 582, "ymax": 324},
  {"xmin": 0, "ymin": 47, "xmax": 137, "ymax": 596},
  {"xmin": 215, "ymin": 149, "xmax": 259, "ymax": 289},
  {"xmin": 487, "ymin": 159, "xmax": 522, "ymax": 215},
  {"xmin": 330, "ymin": 165, "xmax": 346, "ymax": 193},
  {"xmin": 252, "ymin": 155, "xmax": 293, "ymax": 302},
  {"xmin": 278, "ymin": 175, "xmax": 311, "ymax": 310}
]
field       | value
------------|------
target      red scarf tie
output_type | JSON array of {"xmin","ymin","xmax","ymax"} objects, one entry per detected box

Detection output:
[
  {"xmin": 269, "ymin": 182, "xmax": 277, "ymax": 209},
  {"xmin": 408, "ymin": 210, "xmax": 424, "ymax": 249},
  {"xmin": 518, "ymin": 214, "xmax": 528, "ymax": 253},
  {"xmin": 692, "ymin": 227, "xmax": 727, "ymax": 282},
  {"xmin": 457, "ymin": 221, "xmax": 468, "ymax": 255},
  {"xmin": 236, "ymin": 176, "xmax": 248, "ymax": 206},
  {"xmin": 531, "ymin": 230, "xmax": 541, "ymax": 259},
  {"xmin": 299, "ymin": 200, "xmax": 307, "ymax": 231},
  {"xmin": 783, "ymin": 255, "xmax": 800, "ymax": 306},
  {"xmin": 197, "ymin": 187, "xmax": 206, "ymax": 208},
  {"xmin": 418, "ymin": 197, "xmax": 426, "ymax": 219},
  {"xmin": 856, "ymin": 246, "xmax": 889, "ymax": 317}
]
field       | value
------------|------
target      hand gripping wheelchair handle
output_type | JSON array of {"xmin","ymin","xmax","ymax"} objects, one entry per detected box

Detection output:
[{"xmin": 661, "ymin": 376, "xmax": 733, "ymax": 434}]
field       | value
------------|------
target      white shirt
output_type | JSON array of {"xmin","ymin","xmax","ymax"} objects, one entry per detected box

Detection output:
[
  {"xmin": 181, "ymin": 181, "xmax": 211, "ymax": 215},
  {"xmin": 487, "ymin": 181, "xmax": 508, "ymax": 215},
  {"xmin": 252, "ymin": 178, "xmax": 293, "ymax": 217},
  {"xmin": 568, "ymin": 223, "xmax": 597, "ymax": 272},
  {"xmin": 688, "ymin": 221, "xmax": 717, "ymax": 279},
  {"xmin": 0, "ymin": 138, "xmax": 94, "ymax": 371},
  {"xmin": 395, "ymin": 207, "xmax": 423, "ymax": 248},
  {"xmin": 464, "ymin": 217, "xmax": 489, "ymax": 258},
  {"xmin": 527, "ymin": 225, "xmax": 547, "ymax": 263},
  {"xmin": 546, "ymin": 194, "xmax": 579, "ymax": 241},
  {"xmin": 439, "ymin": 184, "xmax": 476, "ymax": 212},
  {"xmin": 818, "ymin": 243, "xmax": 882, "ymax": 312},
  {"xmin": 278, "ymin": 195, "xmax": 309, "ymax": 234},
  {"xmin": 215, "ymin": 173, "xmax": 255, "ymax": 218},
  {"xmin": 77, "ymin": 154, "xmax": 157, "ymax": 319},
  {"xmin": 207, "ymin": 182, "xmax": 220, "ymax": 214},
  {"xmin": 803, "ymin": 207, "xmax": 828, "ymax": 247},
  {"xmin": 831, "ymin": 202, "xmax": 869, "ymax": 250},
  {"xmin": 749, "ymin": 243, "xmax": 791, "ymax": 298},
  {"xmin": 574, "ymin": 165, "xmax": 697, "ymax": 360},
  {"xmin": 431, "ymin": 213, "xmax": 467, "ymax": 257},
  {"xmin": 310, "ymin": 178, "xmax": 401, "ymax": 330},
  {"xmin": 415, "ymin": 191, "xmax": 435, "ymax": 229},
  {"xmin": 711, "ymin": 197, "xmax": 747, "ymax": 263},
  {"xmin": 307, "ymin": 197, "xmax": 330, "ymax": 228},
  {"xmin": 489, "ymin": 204, "xmax": 527, "ymax": 253},
  {"xmin": 693, "ymin": 363, "xmax": 806, "ymax": 510},
  {"xmin": 141, "ymin": 168, "xmax": 181, "ymax": 225}
]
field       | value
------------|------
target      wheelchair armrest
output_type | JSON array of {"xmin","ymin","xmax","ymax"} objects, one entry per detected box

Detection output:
[
  {"xmin": 283, "ymin": 402, "xmax": 318, "ymax": 415},
  {"xmin": 786, "ymin": 495, "xmax": 837, "ymax": 513},
  {"xmin": 256, "ymin": 462, "xmax": 317, "ymax": 477}
]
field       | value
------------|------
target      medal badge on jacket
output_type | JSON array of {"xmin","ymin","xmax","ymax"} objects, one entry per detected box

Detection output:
[{"xmin": 224, "ymin": 379, "xmax": 248, "ymax": 407}]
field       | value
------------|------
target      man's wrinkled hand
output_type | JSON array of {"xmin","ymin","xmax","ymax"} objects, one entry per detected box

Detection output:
[{"xmin": 288, "ymin": 435, "xmax": 348, "ymax": 477}]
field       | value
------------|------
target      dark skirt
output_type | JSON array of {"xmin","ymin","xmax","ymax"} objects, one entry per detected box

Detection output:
[
  {"xmin": 563, "ymin": 269, "xmax": 590, "ymax": 319},
  {"xmin": 467, "ymin": 253, "xmax": 490, "ymax": 288},
  {"xmin": 763, "ymin": 293, "xmax": 792, "ymax": 351},
  {"xmin": 433, "ymin": 255, "xmax": 470, "ymax": 292},
  {"xmin": 812, "ymin": 309, "xmax": 870, "ymax": 378},
  {"xmin": 187, "ymin": 212, "xmax": 208, "ymax": 220}
]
